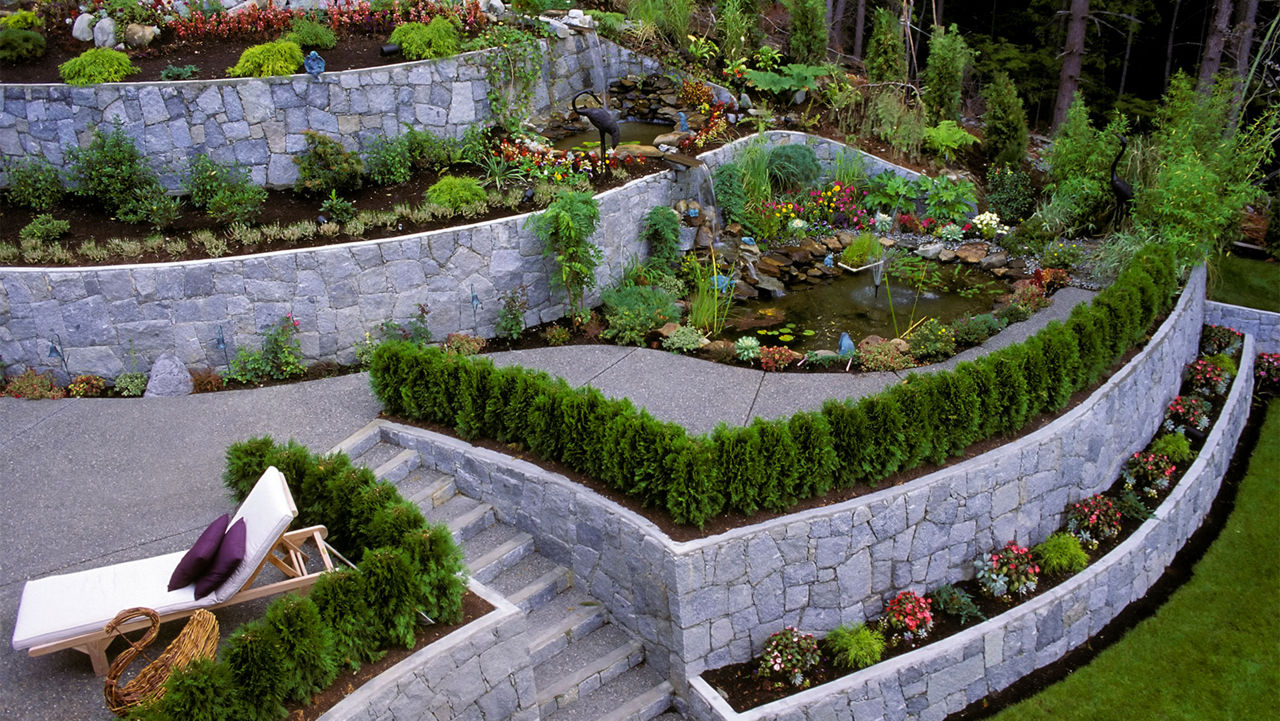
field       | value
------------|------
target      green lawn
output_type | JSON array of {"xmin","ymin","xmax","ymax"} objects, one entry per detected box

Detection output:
[
  {"xmin": 991, "ymin": 399, "xmax": 1280, "ymax": 721},
  {"xmin": 1208, "ymin": 254, "xmax": 1280, "ymax": 312}
]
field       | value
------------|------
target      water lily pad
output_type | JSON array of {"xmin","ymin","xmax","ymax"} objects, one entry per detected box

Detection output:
[
  {"xmin": 779, "ymin": 334, "xmax": 794, "ymax": 342},
  {"xmin": 802, "ymin": 330, "xmax": 816, "ymax": 336}
]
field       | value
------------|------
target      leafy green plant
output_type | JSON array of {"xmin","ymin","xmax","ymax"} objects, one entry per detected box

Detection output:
[
  {"xmin": 0, "ymin": 28, "xmax": 45, "ymax": 63},
  {"xmin": 784, "ymin": 0, "xmax": 827, "ymax": 65},
  {"xmin": 766, "ymin": 143, "xmax": 821, "ymax": 191},
  {"xmin": 923, "ymin": 120, "xmax": 977, "ymax": 163},
  {"xmin": 3, "ymin": 368, "xmax": 66, "ymax": 399},
  {"xmin": 135, "ymin": 657, "xmax": 246, "ymax": 721},
  {"xmin": 864, "ymin": 7, "xmax": 906, "ymax": 83},
  {"xmin": 1041, "ymin": 240, "xmax": 1083, "ymax": 270},
  {"xmin": 496, "ymin": 285, "xmax": 530, "ymax": 340},
  {"xmin": 464, "ymin": 24, "xmax": 542, "ymax": 132},
  {"xmin": 425, "ymin": 176, "xmax": 486, "ymax": 210},
  {"xmin": 880, "ymin": 589, "xmax": 934, "ymax": 643},
  {"xmin": 363, "ymin": 135, "xmax": 413, "ymax": 186},
  {"xmin": 715, "ymin": 0, "xmax": 751, "ymax": 62},
  {"xmin": 975, "ymin": 541, "xmax": 1039, "ymax": 599},
  {"xmin": 662, "ymin": 324, "xmax": 706, "ymax": 352},
  {"xmin": 859, "ymin": 339, "xmax": 914, "ymax": 371},
  {"xmin": 264, "ymin": 595, "xmax": 337, "ymax": 702},
  {"xmin": 920, "ymin": 24, "xmax": 974, "ymax": 123},
  {"xmin": 66, "ymin": 374, "xmax": 107, "ymax": 398},
  {"xmin": 734, "ymin": 336, "xmax": 761, "ymax": 361},
  {"xmin": 114, "ymin": 372, "xmax": 148, "ymax": 397},
  {"xmin": 601, "ymin": 284, "xmax": 681, "ymax": 346},
  {"xmin": 184, "ymin": 154, "xmax": 266, "ymax": 225},
  {"xmin": 320, "ymin": 190, "xmax": 356, "ymax": 224},
  {"xmin": 921, "ymin": 175, "xmax": 977, "ymax": 224},
  {"xmin": 527, "ymin": 190, "xmax": 601, "ymax": 325},
  {"xmin": 222, "ymin": 618, "xmax": 290, "ymax": 721},
  {"xmin": 309, "ymin": 569, "xmax": 384, "ymax": 670},
  {"xmin": 743, "ymin": 63, "xmax": 830, "ymax": 95},
  {"xmin": 3, "ymin": 156, "xmax": 63, "ymax": 210},
  {"xmin": 757, "ymin": 626, "xmax": 821, "ymax": 689},
  {"xmin": 1065, "ymin": 493, "xmax": 1122, "ymax": 551},
  {"xmin": 160, "ymin": 63, "xmax": 199, "ymax": 80},
  {"xmin": 294, "ymin": 131, "xmax": 364, "ymax": 196},
  {"xmin": 443, "ymin": 332, "xmax": 485, "ymax": 356},
  {"xmin": 390, "ymin": 17, "xmax": 458, "ymax": 60},
  {"xmin": 226, "ymin": 314, "xmax": 306, "ymax": 384},
  {"xmin": 58, "ymin": 48, "xmax": 137, "ymax": 85},
  {"xmin": 283, "ymin": 17, "xmax": 336, "ymax": 49},
  {"xmin": 927, "ymin": 584, "xmax": 985, "ymax": 624},
  {"xmin": 585, "ymin": 10, "xmax": 626, "ymax": 35},
  {"xmin": 826, "ymin": 623, "xmax": 885, "ymax": 670},
  {"xmin": 227, "ymin": 39, "xmax": 303, "ymax": 78},
  {"xmin": 19, "ymin": 214, "xmax": 69, "ymax": 245},
  {"xmin": 985, "ymin": 164, "xmax": 1037, "ymax": 223},
  {"xmin": 0, "ymin": 10, "xmax": 42, "ymax": 29},
  {"xmin": 543, "ymin": 324, "xmax": 571, "ymax": 346},
  {"xmin": 981, "ymin": 71, "xmax": 1028, "ymax": 166},
  {"xmin": 641, "ymin": 206, "xmax": 682, "ymax": 267},
  {"xmin": 865, "ymin": 87, "xmax": 927, "ymax": 160},
  {"xmin": 948, "ymin": 313, "xmax": 1005, "ymax": 346},
  {"xmin": 864, "ymin": 171, "xmax": 919, "ymax": 214},
  {"xmin": 906, "ymin": 317, "xmax": 956, "ymax": 363},
  {"xmin": 1034, "ymin": 532, "xmax": 1089, "ymax": 576},
  {"xmin": 67, "ymin": 121, "xmax": 170, "ymax": 225}
]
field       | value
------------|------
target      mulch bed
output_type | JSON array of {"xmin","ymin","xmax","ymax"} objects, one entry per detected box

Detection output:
[{"xmin": 286, "ymin": 590, "xmax": 493, "ymax": 721}]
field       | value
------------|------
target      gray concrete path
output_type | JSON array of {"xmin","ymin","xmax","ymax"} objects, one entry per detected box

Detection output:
[{"xmin": 0, "ymin": 287, "xmax": 1093, "ymax": 719}]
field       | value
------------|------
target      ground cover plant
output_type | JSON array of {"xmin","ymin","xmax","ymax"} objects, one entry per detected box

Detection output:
[{"xmin": 125, "ymin": 436, "xmax": 469, "ymax": 720}]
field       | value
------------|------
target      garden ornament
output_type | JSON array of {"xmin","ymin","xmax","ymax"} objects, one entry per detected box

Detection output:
[
  {"xmin": 304, "ymin": 51, "xmax": 325, "ymax": 81},
  {"xmin": 1110, "ymin": 134, "xmax": 1134, "ymax": 215},
  {"xmin": 571, "ymin": 90, "xmax": 619, "ymax": 153},
  {"xmin": 677, "ymin": 111, "xmax": 690, "ymax": 133}
]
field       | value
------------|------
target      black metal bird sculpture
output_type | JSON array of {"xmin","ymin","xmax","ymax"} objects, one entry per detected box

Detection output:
[
  {"xmin": 1110, "ymin": 134, "xmax": 1134, "ymax": 215},
  {"xmin": 571, "ymin": 90, "xmax": 620, "ymax": 158}
]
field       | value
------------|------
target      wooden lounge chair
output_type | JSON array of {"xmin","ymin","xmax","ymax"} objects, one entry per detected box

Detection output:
[{"xmin": 11, "ymin": 467, "xmax": 334, "ymax": 675}]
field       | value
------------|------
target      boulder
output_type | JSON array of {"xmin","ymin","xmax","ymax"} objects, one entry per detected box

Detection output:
[
  {"xmin": 72, "ymin": 13, "xmax": 94, "ymax": 42},
  {"xmin": 754, "ymin": 275, "xmax": 787, "ymax": 298},
  {"xmin": 916, "ymin": 243, "xmax": 943, "ymax": 260},
  {"xmin": 656, "ymin": 322, "xmax": 680, "ymax": 338},
  {"xmin": 143, "ymin": 352, "xmax": 193, "ymax": 398},
  {"xmin": 857, "ymin": 335, "xmax": 887, "ymax": 353},
  {"xmin": 93, "ymin": 17, "xmax": 116, "ymax": 47},
  {"xmin": 123, "ymin": 23, "xmax": 159, "ymax": 49},
  {"xmin": 702, "ymin": 340, "xmax": 737, "ymax": 362},
  {"xmin": 889, "ymin": 338, "xmax": 911, "ymax": 354},
  {"xmin": 938, "ymin": 249, "xmax": 957, "ymax": 263},
  {"xmin": 955, "ymin": 242, "xmax": 989, "ymax": 264},
  {"xmin": 614, "ymin": 144, "xmax": 664, "ymax": 159},
  {"xmin": 652, "ymin": 131, "xmax": 692, "ymax": 147},
  {"xmin": 980, "ymin": 252, "xmax": 1009, "ymax": 270},
  {"xmin": 694, "ymin": 224, "xmax": 714, "ymax": 248}
]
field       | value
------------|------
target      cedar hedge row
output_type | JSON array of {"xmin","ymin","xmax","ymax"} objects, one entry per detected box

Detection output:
[
  {"xmin": 369, "ymin": 245, "xmax": 1181, "ymax": 528},
  {"xmin": 128, "ymin": 439, "xmax": 466, "ymax": 721}
]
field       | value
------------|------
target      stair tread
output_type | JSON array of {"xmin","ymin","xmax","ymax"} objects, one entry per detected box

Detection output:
[
  {"xmin": 524, "ymin": 588, "xmax": 605, "ymax": 635},
  {"xmin": 396, "ymin": 468, "xmax": 452, "ymax": 502},
  {"xmin": 422, "ymin": 494, "xmax": 483, "ymax": 524},
  {"xmin": 463, "ymin": 522, "xmax": 527, "ymax": 564},
  {"xmin": 490, "ymin": 553, "xmax": 565, "ymax": 598},
  {"xmin": 534, "ymin": 625, "xmax": 638, "ymax": 691},
  {"xmin": 543, "ymin": 666, "xmax": 670, "ymax": 721},
  {"xmin": 351, "ymin": 441, "xmax": 401, "ymax": 470}
]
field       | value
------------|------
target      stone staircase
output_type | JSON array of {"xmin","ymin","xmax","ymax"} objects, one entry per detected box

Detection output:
[{"xmin": 336, "ymin": 430, "xmax": 679, "ymax": 721}]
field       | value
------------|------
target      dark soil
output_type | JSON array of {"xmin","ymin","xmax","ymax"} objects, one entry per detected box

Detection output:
[
  {"xmin": 285, "ymin": 590, "xmax": 493, "ymax": 721},
  {"xmin": 702, "ymin": 384, "xmax": 1262, "ymax": 714}
]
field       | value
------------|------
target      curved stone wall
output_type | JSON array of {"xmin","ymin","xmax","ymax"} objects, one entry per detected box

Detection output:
[
  {"xmin": 683, "ymin": 335, "xmax": 1255, "ymax": 721},
  {"xmin": 0, "ymin": 34, "xmax": 661, "ymax": 190},
  {"xmin": 1206, "ymin": 300, "xmax": 1280, "ymax": 353},
  {"xmin": 370, "ymin": 266, "xmax": 1206, "ymax": 689}
]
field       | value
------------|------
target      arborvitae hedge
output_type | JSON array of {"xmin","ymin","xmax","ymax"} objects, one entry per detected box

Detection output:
[
  {"xmin": 368, "ymin": 245, "xmax": 1181, "ymax": 528},
  {"xmin": 134, "ymin": 438, "xmax": 468, "ymax": 719}
]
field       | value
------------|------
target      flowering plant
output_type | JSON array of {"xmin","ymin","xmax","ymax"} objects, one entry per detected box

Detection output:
[
  {"xmin": 759, "ymin": 345, "xmax": 798, "ymax": 372},
  {"xmin": 972, "ymin": 211, "xmax": 1009, "ymax": 240},
  {"xmin": 974, "ymin": 541, "xmax": 1039, "ymax": 599},
  {"xmin": 1200, "ymin": 324, "xmax": 1243, "ymax": 355},
  {"xmin": 1121, "ymin": 451, "xmax": 1176, "ymax": 498},
  {"xmin": 756, "ymin": 627, "xmax": 821, "ymax": 689},
  {"xmin": 879, "ymin": 590, "xmax": 934, "ymax": 643},
  {"xmin": 1184, "ymin": 358, "xmax": 1231, "ymax": 396},
  {"xmin": 1256, "ymin": 353, "xmax": 1280, "ymax": 396},
  {"xmin": 67, "ymin": 374, "xmax": 107, "ymax": 398},
  {"xmin": 1163, "ymin": 394, "xmax": 1212, "ymax": 433},
  {"xmin": 1065, "ymin": 494, "xmax": 1122, "ymax": 551}
]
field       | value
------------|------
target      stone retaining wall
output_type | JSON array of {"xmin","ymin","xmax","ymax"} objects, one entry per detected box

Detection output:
[
  {"xmin": 1205, "ymin": 300, "xmax": 1280, "ymax": 353},
  {"xmin": 320, "ymin": 579, "xmax": 539, "ymax": 721},
  {"xmin": 682, "ymin": 336, "xmax": 1256, "ymax": 721},
  {"xmin": 370, "ymin": 266, "xmax": 1206, "ymax": 691},
  {"xmin": 0, "ymin": 34, "xmax": 661, "ymax": 190}
]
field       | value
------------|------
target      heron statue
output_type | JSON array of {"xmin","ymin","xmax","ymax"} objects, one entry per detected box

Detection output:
[
  {"xmin": 1110, "ymin": 134, "xmax": 1134, "ymax": 221},
  {"xmin": 571, "ymin": 89, "xmax": 619, "ymax": 166}
]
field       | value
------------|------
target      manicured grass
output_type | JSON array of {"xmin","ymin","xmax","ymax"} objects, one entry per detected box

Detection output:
[
  {"xmin": 991, "ymin": 399, "xmax": 1280, "ymax": 721},
  {"xmin": 1209, "ymin": 254, "xmax": 1280, "ymax": 312}
]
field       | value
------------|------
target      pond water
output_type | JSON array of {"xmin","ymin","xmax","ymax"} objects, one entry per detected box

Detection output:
[
  {"xmin": 552, "ymin": 122, "xmax": 675, "ymax": 152},
  {"xmin": 718, "ymin": 263, "xmax": 1011, "ymax": 353}
]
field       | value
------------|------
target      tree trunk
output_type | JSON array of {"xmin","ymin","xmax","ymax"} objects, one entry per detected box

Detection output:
[
  {"xmin": 1199, "ymin": 0, "xmax": 1235, "ymax": 90},
  {"xmin": 1119, "ymin": 15, "xmax": 1136, "ymax": 97},
  {"xmin": 1164, "ymin": 0, "xmax": 1182, "ymax": 90},
  {"xmin": 852, "ymin": 0, "xmax": 867, "ymax": 59},
  {"xmin": 832, "ymin": 0, "xmax": 849, "ymax": 53},
  {"xmin": 1232, "ymin": 0, "xmax": 1259, "ymax": 79},
  {"xmin": 1052, "ymin": 0, "xmax": 1090, "ymax": 131}
]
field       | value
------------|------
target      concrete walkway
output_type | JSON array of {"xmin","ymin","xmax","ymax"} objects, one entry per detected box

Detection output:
[{"xmin": 0, "ymin": 287, "xmax": 1093, "ymax": 719}]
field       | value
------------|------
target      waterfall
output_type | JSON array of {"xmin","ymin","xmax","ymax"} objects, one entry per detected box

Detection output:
[{"xmin": 583, "ymin": 31, "xmax": 608, "ymax": 98}]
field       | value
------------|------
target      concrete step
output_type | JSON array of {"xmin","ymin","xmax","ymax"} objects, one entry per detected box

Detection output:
[
  {"xmin": 327, "ymin": 419, "xmax": 383, "ymax": 460},
  {"xmin": 422, "ymin": 494, "xmax": 494, "ymax": 541},
  {"xmin": 542, "ymin": 664, "xmax": 671, "ymax": 721},
  {"xmin": 464, "ymin": 522, "xmax": 535, "ymax": 583},
  {"xmin": 369, "ymin": 447, "xmax": 418, "ymax": 484},
  {"xmin": 525, "ymin": 588, "xmax": 609, "ymax": 666},
  {"xmin": 649, "ymin": 714, "xmax": 685, "ymax": 721},
  {"xmin": 395, "ymin": 468, "xmax": 455, "ymax": 508},
  {"xmin": 349, "ymin": 440, "xmax": 404, "ymax": 475},
  {"xmin": 534, "ymin": 625, "xmax": 644, "ymax": 716},
  {"xmin": 489, "ymin": 553, "xmax": 571, "ymax": 612}
]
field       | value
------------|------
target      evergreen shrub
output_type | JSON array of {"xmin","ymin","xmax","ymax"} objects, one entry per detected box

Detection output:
[
  {"xmin": 283, "ymin": 17, "xmax": 336, "ymax": 49},
  {"xmin": 0, "ymin": 28, "xmax": 44, "ymax": 63},
  {"xmin": 389, "ymin": 17, "xmax": 459, "ymax": 60},
  {"xmin": 981, "ymin": 71, "xmax": 1028, "ymax": 166},
  {"xmin": 59, "ymin": 47, "xmax": 136, "ymax": 85},
  {"xmin": 226, "ymin": 40, "xmax": 303, "ymax": 78},
  {"xmin": 294, "ymin": 131, "xmax": 363, "ymax": 196}
]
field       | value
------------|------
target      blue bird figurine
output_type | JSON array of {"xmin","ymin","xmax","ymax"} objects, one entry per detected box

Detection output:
[{"xmin": 304, "ymin": 51, "xmax": 325, "ymax": 80}]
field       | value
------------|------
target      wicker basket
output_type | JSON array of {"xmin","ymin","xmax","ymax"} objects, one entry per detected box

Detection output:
[{"xmin": 102, "ymin": 607, "xmax": 219, "ymax": 716}]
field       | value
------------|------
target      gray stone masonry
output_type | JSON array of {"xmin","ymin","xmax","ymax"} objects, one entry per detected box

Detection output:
[
  {"xmin": 0, "ymin": 34, "xmax": 661, "ymax": 190},
  {"xmin": 681, "ymin": 335, "xmax": 1255, "ymax": 721},
  {"xmin": 370, "ymin": 266, "xmax": 1207, "ymax": 695},
  {"xmin": 1205, "ymin": 300, "xmax": 1280, "ymax": 353},
  {"xmin": 319, "ymin": 578, "xmax": 539, "ymax": 721}
]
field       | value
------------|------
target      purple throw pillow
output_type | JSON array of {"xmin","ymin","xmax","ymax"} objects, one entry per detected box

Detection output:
[
  {"xmin": 167, "ymin": 513, "xmax": 230, "ymax": 592},
  {"xmin": 194, "ymin": 519, "xmax": 246, "ymax": 598}
]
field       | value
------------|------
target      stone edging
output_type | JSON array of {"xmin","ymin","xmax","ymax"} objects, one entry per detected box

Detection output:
[
  {"xmin": 1205, "ymin": 300, "xmax": 1280, "ymax": 354},
  {"xmin": 318, "ymin": 577, "xmax": 537, "ymax": 721},
  {"xmin": 682, "ymin": 334, "xmax": 1256, "ymax": 721},
  {"xmin": 366, "ymin": 266, "xmax": 1206, "ymax": 691}
]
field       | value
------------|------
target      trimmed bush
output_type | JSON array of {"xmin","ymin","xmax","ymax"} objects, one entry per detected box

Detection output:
[
  {"xmin": 426, "ymin": 175, "xmax": 486, "ymax": 210},
  {"xmin": 264, "ymin": 595, "xmax": 338, "ymax": 703},
  {"xmin": 3, "ymin": 156, "xmax": 63, "ymax": 210},
  {"xmin": 310, "ymin": 568, "xmax": 384, "ymax": 670},
  {"xmin": 59, "ymin": 48, "xmax": 136, "ymax": 85},
  {"xmin": 294, "ymin": 131, "xmax": 363, "ymax": 196},
  {"xmin": 982, "ymin": 71, "xmax": 1029, "ymax": 166},
  {"xmin": 0, "ymin": 27, "xmax": 45, "ymax": 64},
  {"xmin": 184, "ymin": 154, "xmax": 267, "ymax": 224},
  {"xmin": 283, "ymin": 17, "xmax": 336, "ymax": 49},
  {"xmin": 129, "ymin": 657, "xmax": 245, "ymax": 721},
  {"xmin": 222, "ymin": 620, "xmax": 289, "ymax": 721},
  {"xmin": 226, "ymin": 40, "xmax": 303, "ymax": 78},
  {"xmin": 389, "ymin": 17, "xmax": 459, "ymax": 60}
]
